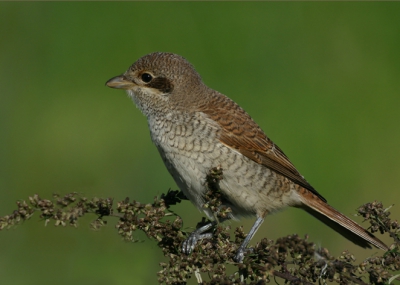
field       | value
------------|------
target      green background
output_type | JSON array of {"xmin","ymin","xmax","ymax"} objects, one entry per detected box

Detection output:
[{"xmin": 1, "ymin": 2, "xmax": 399, "ymax": 284}]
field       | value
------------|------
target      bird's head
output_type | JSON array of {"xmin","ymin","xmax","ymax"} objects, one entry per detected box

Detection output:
[{"xmin": 106, "ymin": 52, "xmax": 205, "ymax": 116}]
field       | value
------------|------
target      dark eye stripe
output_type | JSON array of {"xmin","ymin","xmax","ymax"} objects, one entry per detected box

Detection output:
[{"xmin": 147, "ymin": 77, "xmax": 174, "ymax": 93}]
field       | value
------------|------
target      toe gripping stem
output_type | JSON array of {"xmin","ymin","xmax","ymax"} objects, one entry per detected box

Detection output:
[
  {"xmin": 182, "ymin": 216, "xmax": 265, "ymax": 264},
  {"xmin": 182, "ymin": 221, "xmax": 216, "ymax": 255}
]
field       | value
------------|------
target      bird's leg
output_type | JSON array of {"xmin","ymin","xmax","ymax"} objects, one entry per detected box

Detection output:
[
  {"xmin": 234, "ymin": 216, "xmax": 264, "ymax": 263},
  {"xmin": 182, "ymin": 221, "xmax": 216, "ymax": 254}
]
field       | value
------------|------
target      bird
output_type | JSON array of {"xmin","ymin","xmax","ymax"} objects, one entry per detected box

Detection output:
[{"xmin": 106, "ymin": 52, "xmax": 388, "ymax": 262}]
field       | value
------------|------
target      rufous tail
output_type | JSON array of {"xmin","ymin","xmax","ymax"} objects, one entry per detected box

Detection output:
[{"xmin": 298, "ymin": 191, "xmax": 388, "ymax": 251}]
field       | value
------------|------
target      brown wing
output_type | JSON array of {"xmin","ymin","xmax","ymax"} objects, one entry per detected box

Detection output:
[{"xmin": 199, "ymin": 91, "xmax": 326, "ymax": 202}]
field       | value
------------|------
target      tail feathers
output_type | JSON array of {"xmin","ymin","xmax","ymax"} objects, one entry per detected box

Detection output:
[{"xmin": 300, "ymin": 193, "xmax": 388, "ymax": 251}]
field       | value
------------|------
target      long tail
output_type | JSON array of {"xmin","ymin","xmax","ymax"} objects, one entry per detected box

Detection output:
[{"xmin": 298, "ymin": 190, "xmax": 388, "ymax": 251}]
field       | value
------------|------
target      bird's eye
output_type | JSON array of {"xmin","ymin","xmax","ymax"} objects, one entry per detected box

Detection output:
[{"xmin": 141, "ymin": 73, "xmax": 153, "ymax": 83}]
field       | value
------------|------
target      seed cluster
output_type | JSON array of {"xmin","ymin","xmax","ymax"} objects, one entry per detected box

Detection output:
[{"xmin": 1, "ymin": 180, "xmax": 399, "ymax": 284}]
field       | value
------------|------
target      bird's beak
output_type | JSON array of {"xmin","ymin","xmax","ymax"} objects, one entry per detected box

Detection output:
[{"xmin": 106, "ymin": 75, "xmax": 136, "ymax": 90}]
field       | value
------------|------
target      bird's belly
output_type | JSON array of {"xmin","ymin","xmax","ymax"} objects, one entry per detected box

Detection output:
[{"xmin": 156, "ymin": 139, "xmax": 300, "ymax": 220}]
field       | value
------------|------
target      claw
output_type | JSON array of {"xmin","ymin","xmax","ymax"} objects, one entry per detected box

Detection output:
[
  {"xmin": 234, "ymin": 246, "xmax": 253, "ymax": 263},
  {"xmin": 182, "ymin": 222, "xmax": 215, "ymax": 254}
]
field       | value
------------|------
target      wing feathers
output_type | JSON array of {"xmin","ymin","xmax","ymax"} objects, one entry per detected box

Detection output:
[
  {"xmin": 200, "ymin": 91, "xmax": 325, "ymax": 201},
  {"xmin": 198, "ymin": 91, "xmax": 388, "ymax": 251}
]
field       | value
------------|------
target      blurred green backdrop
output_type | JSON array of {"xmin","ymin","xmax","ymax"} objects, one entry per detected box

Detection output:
[{"xmin": 1, "ymin": 2, "xmax": 399, "ymax": 285}]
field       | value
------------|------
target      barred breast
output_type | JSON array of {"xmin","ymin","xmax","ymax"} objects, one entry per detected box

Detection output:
[{"xmin": 148, "ymin": 110, "xmax": 300, "ymax": 220}]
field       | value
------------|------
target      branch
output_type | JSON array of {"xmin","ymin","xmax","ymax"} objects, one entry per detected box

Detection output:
[{"xmin": 1, "ymin": 170, "xmax": 399, "ymax": 284}]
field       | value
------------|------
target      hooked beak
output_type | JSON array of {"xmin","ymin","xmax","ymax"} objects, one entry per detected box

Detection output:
[{"xmin": 105, "ymin": 75, "xmax": 136, "ymax": 90}]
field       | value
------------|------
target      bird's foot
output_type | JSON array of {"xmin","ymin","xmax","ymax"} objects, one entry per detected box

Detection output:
[
  {"xmin": 234, "ymin": 245, "xmax": 253, "ymax": 263},
  {"xmin": 182, "ymin": 222, "xmax": 215, "ymax": 255}
]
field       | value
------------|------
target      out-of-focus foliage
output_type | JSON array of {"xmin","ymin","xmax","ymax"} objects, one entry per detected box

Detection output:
[{"xmin": 1, "ymin": 2, "xmax": 399, "ymax": 284}]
